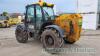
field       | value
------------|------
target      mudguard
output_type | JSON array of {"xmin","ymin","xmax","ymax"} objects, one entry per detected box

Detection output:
[
  {"xmin": 45, "ymin": 25, "xmax": 65, "ymax": 38},
  {"xmin": 16, "ymin": 24, "xmax": 26, "ymax": 31}
]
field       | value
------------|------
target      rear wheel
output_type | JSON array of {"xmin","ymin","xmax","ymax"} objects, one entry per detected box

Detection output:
[
  {"xmin": 15, "ymin": 28, "xmax": 28, "ymax": 43},
  {"xmin": 41, "ymin": 29, "xmax": 64, "ymax": 53}
]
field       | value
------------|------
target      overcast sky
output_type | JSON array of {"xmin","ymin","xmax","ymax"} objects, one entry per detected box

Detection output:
[{"xmin": 0, "ymin": 0, "xmax": 77, "ymax": 13}]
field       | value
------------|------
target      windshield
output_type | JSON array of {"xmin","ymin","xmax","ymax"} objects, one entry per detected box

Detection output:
[
  {"xmin": 0, "ymin": 16, "xmax": 7, "ymax": 20},
  {"xmin": 43, "ymin": 7, "xmax": 55, "ymax": 20}
]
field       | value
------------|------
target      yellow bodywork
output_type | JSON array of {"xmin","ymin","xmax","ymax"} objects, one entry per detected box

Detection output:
[
  {"xmin": 34, "ymin": 1, "xmax": 54, "ymax": 7},
  {"xmin": 0, "ymin": 20, "xmax": 11, "ymax": 27},
  {"xmin": 9, "ymin": 18, "xmax": 22, "ymax": 25},
  {"xmin": 0, "ymin": 17, "xmax": 22, "ymax": 27},
  {"xmin": 55, "ymin": 14, "xmax": 82, "ymax": 42}
]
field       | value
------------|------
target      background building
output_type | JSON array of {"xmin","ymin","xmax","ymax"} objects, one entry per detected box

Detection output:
[
  {"xmin": 54, "ymin": 0, "xmax": 100, "ymax": 30},
  {"xmin": 77, "ymin": 0, "xmax": 100, "ymax": 30}
]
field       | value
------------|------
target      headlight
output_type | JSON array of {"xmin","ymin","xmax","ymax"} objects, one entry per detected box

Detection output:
[
  {"xmin": 29, "ymin": 25, "xmax": 34, "ymax": 29},
  {"xmin": 78, "ymin": 19, "xmax": 82, "ymax": 27}
]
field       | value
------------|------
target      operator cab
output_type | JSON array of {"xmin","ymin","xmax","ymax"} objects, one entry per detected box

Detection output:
[{"xmin": 25, "ymin": 2, "xmax": 55, "ymax": 35}]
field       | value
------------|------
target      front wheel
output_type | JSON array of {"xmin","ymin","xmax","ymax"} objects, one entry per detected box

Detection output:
[
  {"xmin": 15, "ymin": 28, "xmax": 28, "ymax": 43},
  {"xmin": 41, "ymin": 29, "xmax": 64, "ymax": 53}
]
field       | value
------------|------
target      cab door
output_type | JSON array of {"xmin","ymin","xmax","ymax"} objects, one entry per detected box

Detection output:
[
  {"xmin": 26, "ymin": 5, "xmax": 35, "ymax": 31},
  {"xmin": 26, "ymin": 5, "xmax": 43, "ymax": 33},
  {"xmin": 35, "ymin": 5, "xmax": 43, "ymax": 31}
]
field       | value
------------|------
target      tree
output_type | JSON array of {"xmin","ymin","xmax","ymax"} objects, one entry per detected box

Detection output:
[{"xmin": 2, "ymin": 12, "xmax": 8, "ymax": 16}]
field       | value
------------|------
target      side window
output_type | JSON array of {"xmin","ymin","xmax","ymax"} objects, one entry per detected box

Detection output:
[
  {"xmin": 43, "ymin": 10, "xmax": 49, "ymax": 20},
  {"xmin": 27, "ymin": 6, "xmax": 34, "ymax": 23},
  {"xmin": 36, "ymin": 5, "xmax": 42, "ymax": 21}
]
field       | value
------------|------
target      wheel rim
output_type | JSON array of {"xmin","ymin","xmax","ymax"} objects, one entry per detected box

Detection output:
[{"xmin": 45, "ymin": 35, "xmax": 54, "ymax": 46}]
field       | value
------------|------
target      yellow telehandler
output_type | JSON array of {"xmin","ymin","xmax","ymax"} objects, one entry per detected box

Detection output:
[{"xmin": 15, "ymin": 0, "xmax": 82, "ymax": 53}]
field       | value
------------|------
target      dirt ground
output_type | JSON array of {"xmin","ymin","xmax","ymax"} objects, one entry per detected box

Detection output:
[{"xmin": 0, "ymin": 26, "xmax": 100, "ymax": 56}]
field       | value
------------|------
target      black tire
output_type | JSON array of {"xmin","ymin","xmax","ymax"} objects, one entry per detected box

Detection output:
[
  {"xmin": 64, "ymin": 39, "xmax": 76, "ymax": 44},
  {"xmin": 15, "ymin": 28, "xmax": 28, "ymax": 43},
  {"xmin": 67, "ymin": 41, "xmax": 75, "ymax": 44},
  {"xmin": 41, "ymin": 29, "xmax": 64, "ymax": 53}
]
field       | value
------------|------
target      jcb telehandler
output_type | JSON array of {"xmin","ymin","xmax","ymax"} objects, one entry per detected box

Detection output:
[{"xmin": 15, "ymin": 0, "xmax": 82, "ymax": 53}]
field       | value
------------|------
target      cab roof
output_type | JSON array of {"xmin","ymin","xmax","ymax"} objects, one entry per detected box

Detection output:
[{"xmin": 27, "ymin": 2, "xmax": 54, "ymax": 8}]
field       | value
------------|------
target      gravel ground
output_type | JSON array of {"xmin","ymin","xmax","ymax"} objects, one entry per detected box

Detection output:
[{"xmin": 0, "ymin": 26, "xmax": 100, "ymax": 56}]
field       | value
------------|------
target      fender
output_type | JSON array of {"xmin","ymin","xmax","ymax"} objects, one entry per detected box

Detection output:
[
  {"xmin": 45, "ymin": 25, "xmax": 65, "ymax": 38},
  {"xmin": 16, "ymin": 24, "xmax": 26, "ymax": 31}
]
